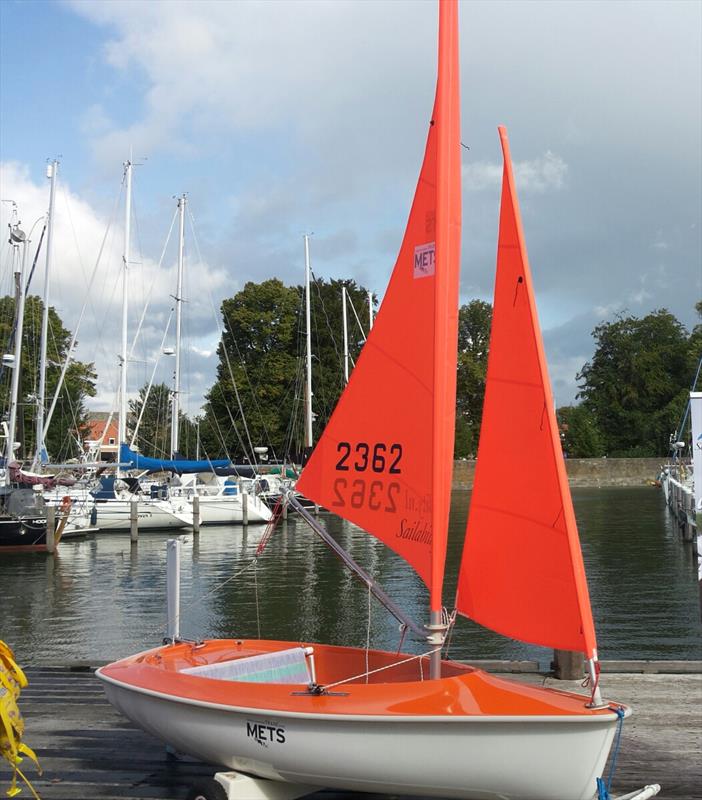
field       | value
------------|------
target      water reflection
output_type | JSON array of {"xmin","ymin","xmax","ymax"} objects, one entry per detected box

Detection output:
[{"xmin": 0, "ymin": 488, "xmax": 699, "ymax": 666}]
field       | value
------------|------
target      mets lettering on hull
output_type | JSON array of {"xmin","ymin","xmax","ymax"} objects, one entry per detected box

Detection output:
[{"xmin": 246, "ymin": 720, "xmax": 285, "ymax": 747}]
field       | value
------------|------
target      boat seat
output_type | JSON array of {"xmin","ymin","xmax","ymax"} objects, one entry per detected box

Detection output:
[{"xmin": 182, "ymin": 647, "xmax": 313, "ymax": 684}]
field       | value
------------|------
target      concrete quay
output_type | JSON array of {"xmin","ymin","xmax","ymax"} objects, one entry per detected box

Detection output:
[{"xmin": 453, "ymin": 457, "xmax": 665, "ymax": 489}]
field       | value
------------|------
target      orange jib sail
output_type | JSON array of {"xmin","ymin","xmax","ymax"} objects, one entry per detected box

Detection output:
[
  {"xmin": 455, "ymin": 127, "xmax": 597, "ymax": 658},
  {"xmin": 296, "ymin": 0, "xmax": 461, "ymax": 612}
]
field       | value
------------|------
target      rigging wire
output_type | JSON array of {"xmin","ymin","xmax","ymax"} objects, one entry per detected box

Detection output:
[
  {"xmin": 130, "ymin": 309, "xmax": 174, "ymax": 447},
  {"xmin": 128, "ymin": 207, "xmax": 178, "ymax": 363},
  {"xmin": 43, "ymin": 181, "xmax": 124, "ymax": 444},
  {"xmin": 187, "ymin": 209, "xmax": 257, "ymax": 463},
  {"xmin": 346, "ymin": 288, "xmax": 368, "ymax": 343}
]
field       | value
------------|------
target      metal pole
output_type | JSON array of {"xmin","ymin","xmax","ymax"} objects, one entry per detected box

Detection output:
[
  {"xmin": 427, "ymin": 609, "xmax": 446, "ymax": 680},
  {"xmin": 46, "ymin": 504, "xmax": 56, "ymax": 555},
  {"xmin": 130, "ymin": 499, "xmax": 138, "ymax": 542},
  {"xmin": 192, "ymin": 494, "xmax": 200, "ymax": 534},
  {"xmin": 170, "ymin": 194, "xmax": 185, "ymax": 458},
  {"xmin": 35, "ymin": 160, "xmax": 58, "ymax": 468},
  {"xmin": 368, "ymin": 289, "xmax": 374, "ymax": 330},
  {"xmin": 118, "ymin": 157, "xmax": 132, "ymax": 475},
  {"xmin": 303, "ymin": 234, "xmax": 313, "ymax": 449},
  {"xmin": 586, "ymin": 656, "xmax": 604, "ymax": 707},
  {"xmin": 242, "ymin": 491, "xmax": 248, "ymax": 527},
  {"xmin": 6, "ymin": 236, "xmax": 29, "ymax": 474},
  {"xmin": 342, "ymin": 285, "xmax": 349, "ymax": 384},
  {"xmin": 166, "ymin": 538, "xmax": 181, "ymax": 642},
  {"xmin": 288, "ymin": 493, "xmax": 425, "ymax": 637}
]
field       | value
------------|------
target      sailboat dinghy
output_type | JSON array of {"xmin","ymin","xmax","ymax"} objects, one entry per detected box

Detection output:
[{"xmin": 98, "ymin": 3, "xmax": 656, "ymax": 799}]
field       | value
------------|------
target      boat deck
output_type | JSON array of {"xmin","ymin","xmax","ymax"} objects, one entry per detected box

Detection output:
[{"xmin": 3, "ymin": 665, "xmax": 700, "ymax": 800}]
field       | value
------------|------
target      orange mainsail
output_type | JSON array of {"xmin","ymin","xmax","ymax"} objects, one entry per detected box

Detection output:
[
  {"xmin": 455, "ymin": 127, "xmax": 597, "ymax": 658},
  {"xmin": 296, "ymin": 0, "xmax": 461, "ymax": 613}
]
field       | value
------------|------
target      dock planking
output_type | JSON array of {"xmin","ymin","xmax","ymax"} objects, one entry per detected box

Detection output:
[{"xmin": 2, "ymin": 667, "xmax": 700, "ymax": 800}]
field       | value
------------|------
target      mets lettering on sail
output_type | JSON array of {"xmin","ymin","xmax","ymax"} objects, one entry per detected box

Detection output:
[{"xmin": 413, "ymin": 242, "xmax": 435, "ymax": 278}]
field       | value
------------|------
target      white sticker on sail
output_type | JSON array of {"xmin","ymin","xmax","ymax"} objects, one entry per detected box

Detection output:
[{"xmin": 414, "ymin": 242, "xmax": 435, "ymax": 279}]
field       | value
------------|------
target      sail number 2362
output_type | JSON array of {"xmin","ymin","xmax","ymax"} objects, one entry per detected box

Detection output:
[
  {"xmin": 332, "ymin": 442, "xmax": 402, "ymax": 512},
  {"xmin": 335, "ymin": 442, "xmax": 402, "ymax": 474}
]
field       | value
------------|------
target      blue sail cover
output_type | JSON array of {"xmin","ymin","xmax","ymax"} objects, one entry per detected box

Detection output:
[{"xmin": 119, "ymin": 443, "xmax": 231, "ymax": 474}]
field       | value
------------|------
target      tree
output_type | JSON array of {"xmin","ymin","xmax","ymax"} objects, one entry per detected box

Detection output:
[
  {"xmin": 129, "ymin": 382, "xmax": 198, "ymax": 459},
  {"xmin": 200, "ymin": 277, "xmax": 373, "ymax": 461},
  {"xmin": 688, "ymin": 301, "xmax": 702, "ymax": 381},
  {"xmin": 577, "ymin": 309, "xmax": 691, "ymax": 456},
  {"xmin": 0, "ymin": 295, "xmax": 96, "ymax": 462},
  {"xmin": 202, "ymin": 279, "xmax": 301, "ymax": 461},
  {"xmin": 557, "ymin": 405, "xmax": 604, "ymax": 458},
  {"xmin": 308, "ymin": 278, "xmax": 371, "ymax": 439},
  {"xmin": 455, "ymin": 300, "xmax": 492, "ymax": 456}
]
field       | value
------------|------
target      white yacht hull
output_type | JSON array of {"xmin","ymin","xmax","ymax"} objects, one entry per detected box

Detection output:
[
  {"xmin": 93, "ymin": 499, "xmax": 192, "ymax": 531},
  {"xmin": 192, "ymin": 494, "xmax": 272, "ymax": 525},
  {"xmin": 100, "ymin": 676, "xmax": 617, "ymax": 800}
]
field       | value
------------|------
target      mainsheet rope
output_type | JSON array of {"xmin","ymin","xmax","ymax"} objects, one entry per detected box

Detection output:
[{"xmin": 321, "ymin": 647, "xmax": 443, "ymax": 692}]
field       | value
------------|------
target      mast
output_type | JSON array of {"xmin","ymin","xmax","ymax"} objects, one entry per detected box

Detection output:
[
  {"xmin": 170, "ymin": 194, "xmax": 186, "ymax": 459},
  {"xmin": 342, "ymin": 285, "xmax": 349, "ymax": 384},
  {"xmin": 118, "ymin": 157, "xmax": 132, "ymax": 473},
  {"xmin": 35, "ymin": 159, "xmax": 59, "ymax": 468},
  {"xmin": 368, "ymin": 289, "xmax": 374, "ymax": 330},
  {"xmin": 429, "ymin": 0, "xmax": 461, "ymax": 679},
  {"xmin": 6, "ymin": 222, "xmax": 30, "ymax": 479},
  {"xmin": 303, "ymin": 234, "xmax": 313, "ymax": 450}
]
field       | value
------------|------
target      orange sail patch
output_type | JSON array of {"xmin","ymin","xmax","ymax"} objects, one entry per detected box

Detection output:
[
  {"xmin": 297, "ymin": 0, "xmax": 461, "ymax": 610},
  {"xmin": 455, "ymin": 127, "xmax": 597, "ymax": 658}
]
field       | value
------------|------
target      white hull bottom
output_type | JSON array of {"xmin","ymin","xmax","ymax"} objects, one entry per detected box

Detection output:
[
  {"xmin": 193, "ymin": 496, "xmax": 272, "ymax": 525},
  {"xmin": 102, "ymin": 681, "xmax": 616, "ymax": 800},
  {"xmin": 94, "ymin": 500, "xmax": 191, "ymax": 531}
]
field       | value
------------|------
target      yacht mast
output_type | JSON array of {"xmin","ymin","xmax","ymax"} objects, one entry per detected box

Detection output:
[
  {"xmin": 6, "ymin": 222, "xmax": 29, "ymax": 479},
  {"xmin": 118, "ymin": 158, "xmax": 132, "ymax": 474},
  {"xmin": 342, "ymin": 285, "xmax": 349, "ymax": 384},
  {"xmin": 368, "ymin": 289, "xmax": 374, "ymax": 330},
  {"xmin": 303, "ymin": 234, "xmax": 313, "ymax": 450},
  {"xmin": 35, "ymin": 159, "xmax": 59, "ymax": 468},
  {"xmin": 170, "ymin": 194, "xmax": 186, "ymax": 459}
]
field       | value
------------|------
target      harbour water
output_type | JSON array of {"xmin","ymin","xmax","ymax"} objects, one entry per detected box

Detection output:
[{"xmin": 1, "ymin": 487, "xmax": 700, "ymax": 666}]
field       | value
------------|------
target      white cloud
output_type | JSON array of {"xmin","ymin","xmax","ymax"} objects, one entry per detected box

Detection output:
[
  {"xmin": 67, "ymin": 0, "xmax": 434, "ymax": 168},
  {"xmin": 547, "ymin": 355, "xmax": 587, "ymax": 407},
  {"xmin": 593, "ymin": 302, "xmax": 624, "ymax": 319},
  {"xmin": 463, "ymin": 152, "xmax": 568, "ymax": 194},
  {"xmin": 0, "ymin": 161, "xmax": 228, "ymax": 413}
]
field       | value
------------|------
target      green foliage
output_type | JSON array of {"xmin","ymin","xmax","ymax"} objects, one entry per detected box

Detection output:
[
  {"xmin": 453, "ymin": 411, "xmax": 474, "ymax": 459},
  {"xmin": 309, "ymin": 278, "xmax": 371, "ymax": 438},
  {"xmin": 456, "ymin": 300, "xmax": 492, "ymax": 455},
  {"xmin": 0, "ymin": 294, "xmax": 96, "ymax": 461},
  {"xmin": 557, "ymin": 405, "xmax": 605, "ymax": 458},
  {"xmin": 577, "ymin": 309, "xmax": 692, "ymax": 456},
  {"xmin": 688, "ymin": 302, "xmax": 702, "ymax": 386},
  {"xmin": 129, "ymin": 382, "xmax": 199, "ymax": 459},
  {"xmin": 201, "ymin": 277, "xmax": 373, "ymax": 460}
]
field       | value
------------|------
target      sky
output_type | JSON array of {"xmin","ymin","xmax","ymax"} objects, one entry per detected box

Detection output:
[{"xmin": 0, "ymin": 0, "xmax": 700, "ymax": 421}]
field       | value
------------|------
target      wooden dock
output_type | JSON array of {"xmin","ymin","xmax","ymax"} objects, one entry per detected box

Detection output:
[{"xmin": 3, "ymin": 666, "xmax": 700, "ymax": 800}]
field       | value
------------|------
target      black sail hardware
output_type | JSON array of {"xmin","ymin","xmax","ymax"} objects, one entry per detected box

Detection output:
[{"xmin": 286, "ymin": 492, "xmax": 426, "ymax": 639}]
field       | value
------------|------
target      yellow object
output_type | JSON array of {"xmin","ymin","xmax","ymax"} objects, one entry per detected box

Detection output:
[{"xmin": 0, "ymin": 642, "xmax": 41, "ymax": 798}]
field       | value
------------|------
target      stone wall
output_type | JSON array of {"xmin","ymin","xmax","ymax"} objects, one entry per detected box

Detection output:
[{"xmin": 453, "ymin": 457, "xmax": 664, "ymax": 489}]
